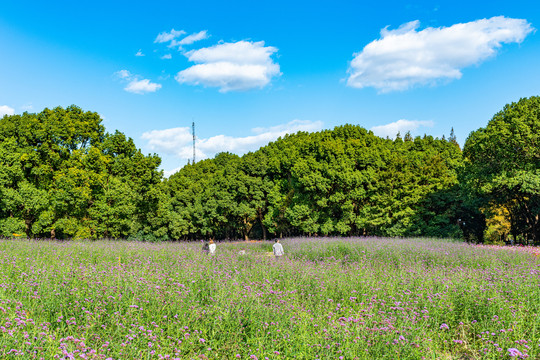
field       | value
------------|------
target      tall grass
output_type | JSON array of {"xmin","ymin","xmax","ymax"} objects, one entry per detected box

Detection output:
[{"xmin": 0, "ymin": 238, "xmax": 538, "ymax": 359}]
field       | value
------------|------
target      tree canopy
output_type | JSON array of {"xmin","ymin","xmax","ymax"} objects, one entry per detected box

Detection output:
[
  {"xmin": 0, "ymin": 98, "xmax": 538, "ymax": 243},
  {"xmin": 0, "ymin": 106, "xmax": 162, "ymax": 239},
  {"xmin": 162, "ymin": 124, "xmax": 464, "ymax": 240},
  {"xmin": 463, "ymin": 96, "xmax": 540, "ymax": 244}
]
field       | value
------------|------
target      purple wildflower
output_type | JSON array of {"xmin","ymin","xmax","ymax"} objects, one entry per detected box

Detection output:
[{"xmin": 508, "ymin": 348, "xmax": 523, "ymax": 357}]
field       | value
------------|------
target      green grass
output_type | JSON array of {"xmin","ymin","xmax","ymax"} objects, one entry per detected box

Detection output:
[{"xmin": 0, "ymin": 237, "xmax": 538, "ymax": 359}]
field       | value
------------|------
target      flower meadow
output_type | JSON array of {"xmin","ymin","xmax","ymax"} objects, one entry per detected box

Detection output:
[{"xmin": 0, "ymin": 238, "xmax": 539, "ymax": 359}]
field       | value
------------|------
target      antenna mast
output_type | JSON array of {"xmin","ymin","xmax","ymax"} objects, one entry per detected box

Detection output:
[{"xmin": 192, "ymin": 121, "xmax": 196, "ymax": 164}]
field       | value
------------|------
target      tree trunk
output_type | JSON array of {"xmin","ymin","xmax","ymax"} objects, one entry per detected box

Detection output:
[
  {"xmin": 24, "ymin": 216, "xmax": 33, "ymax": 237},
  {"xmin": 258, "ymin": 209, "xmax": 267, "ymax": 240},
  {"xmin": 243, "ymin": 218, "xmax": 249, "ymax": 241},
  {"xmin": 533, "ymin": 215, "xmax": 540, "ymax": 245},
  {"xmin": 243, "ymin": 217, "xmax": 255, "ymax": 241}
]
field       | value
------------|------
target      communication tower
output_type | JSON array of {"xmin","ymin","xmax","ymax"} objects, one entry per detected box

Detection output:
[{"xmin": 192, "ymin": 121, "xmax": 196, "ymax": 164}]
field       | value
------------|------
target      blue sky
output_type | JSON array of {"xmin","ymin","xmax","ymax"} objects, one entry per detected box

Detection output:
[{"xmin": 1, "ymin": 0, "xmax": 539, "ymax": 176}]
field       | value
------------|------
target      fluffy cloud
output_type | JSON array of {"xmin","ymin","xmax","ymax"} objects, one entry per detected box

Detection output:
[
  {"xmin": 114, "ymin": 70, "xmax": 162, "ymax": 94},
  {"xmin": 115, "ymin": 70, "xmax": 131, "ymax": 79},
  {"xmin": 124, "ymin": 79, "xmax": 162, "ymax": 94},
  {"xmin": 142, "ymin": 119, "xmax": 323, "ymax": 163},
  {"xmin": 135, "ymin": 49, "xmax": 145, "ymax": 57},
  {"xmin": 161, "ymin": 54, "xmax": 172, "ymax": 60},
  {"xmin": 154, "ymin": 29, "xmax": 208, "ymax": 50},
  {"xmin": 0, "ymin": 105, "xmax": 15, "ymax": 117},
  {"xmin": 178, "ymin": 30, "xmax": 209, "ymax": 45},
  {"xmin": 175, "ymin": 40, "xmax": 281, "ymax": 92},
  {"xmin": 163, "ymin": 167, "xmax": 183, "ymax": 178},
  {"xmin": 370, "ymin": 119, "xmax": 434, "ymax": 138},
  {"xmin": 154, "ymin": 29, "xmax": 186, "ymax": 44},
  {"xmin": 347, "ymin": 16, "xmax": 534, "ymax": 92},
  {"xmin": 142, "ymin": 127, "xmax": 194, "ymax": 155}
]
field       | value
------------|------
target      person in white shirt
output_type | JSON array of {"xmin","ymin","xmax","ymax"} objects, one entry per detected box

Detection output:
[
  {"xmin": 208, "ymin": 239, "xmax": 216, "ymax": 255},
  {"xmin": 272, "ymin": 239, "xmax": 284, "ymax": 260}
]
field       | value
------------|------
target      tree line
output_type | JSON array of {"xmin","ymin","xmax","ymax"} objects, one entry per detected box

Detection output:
[{"xmin": 0, "ymin": 97, "xmax": 538, "ymax": 243}]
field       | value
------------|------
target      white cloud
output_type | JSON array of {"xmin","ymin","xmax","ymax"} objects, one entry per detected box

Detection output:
[
  {"xmin": 0, "ymin": 105, "xmax": 15, "ymax": 117},
  {"xmin": 179, "ymin": 30, "xmax": 209, "ymax": 45},
  {"xmin": 114, "ymin": 70, "xmax": 162, "ymax": 94},
  {"xmin": 125, "ymin": 79, "xmax": 162, "ymax": 94},
  {"xmin": 115, "ymin": 69, "xmax": 131, "ymax": 79},
  {"xmin": 175, "ymin": 40, "xmax": 281, "ymax": 92},
  {"xmin": 168, "ymin": 39, "xmax": 183, "ymax": 49},
  {"xmin": 154, "ymin": 29, "xmax": 207, "ymax": 50},
  {"xmin": 142, "ymin": 119, "xmax": 323, "ymax": 164},
  {"xmin": 347, "ymin": 16, "xmax": 534, "ymax": 92},
  {"xmin": 155, "ymin": 29, "xmax": 186, "ymax": 44},
  {"xmin": 161, "ymin": 54, "xmax": 172, "ymax": 60},
  {"xmin": 135, "ymin": 49, "xmax": 145, "ymax": 57},
  {"xmin": 142, "ymin": 127, "xmax": 194, "ymax": 155},
  {"xmin": 163, "ymin": 167, "xmax": 182, "ymax": 178},
  {"xmin": 370, "ymin": 119, "xmax": 434, "ymax": 138}
]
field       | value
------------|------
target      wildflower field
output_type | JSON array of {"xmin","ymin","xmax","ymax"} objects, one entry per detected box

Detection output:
[{"xmin": 0, "ymin": 238, "xmax": 539, "ymax": 359}]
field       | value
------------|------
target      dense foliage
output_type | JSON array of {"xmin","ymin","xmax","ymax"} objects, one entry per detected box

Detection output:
[
  {"xmin": 0, "ymin": 96, "xmax": 538, "ymax": 242},
  {"xmin": 0, "ymin": 106, "xmax": 162, "ymax": 239},
  {"xmin": 162, "ymin": 126, "xmax": 464, "ymax": 240},
  {"xmin": 463, "ymin": 96, "xmax": 540, "ymax": 244}
]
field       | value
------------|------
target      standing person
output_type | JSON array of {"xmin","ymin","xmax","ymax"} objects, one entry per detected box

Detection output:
[
  {"xmin": 208, "ymin": 239, "xmax": 216, "ymax": 255},
  {"xmin": 202, "ymin": 240, "xmax": 210, "ymax": 254},
  {"xmin": 272, "ymin": 239, "xmax": 284, "ymax": 260}
]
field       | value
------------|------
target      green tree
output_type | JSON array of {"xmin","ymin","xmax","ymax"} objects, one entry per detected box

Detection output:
[
  {"xmin": 0, "ymin": 106, "xmax": 163, "ymax": 240},
  {"xmin": 463, "ymin": 96, "xmax": 540, "ymax": 244}
]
